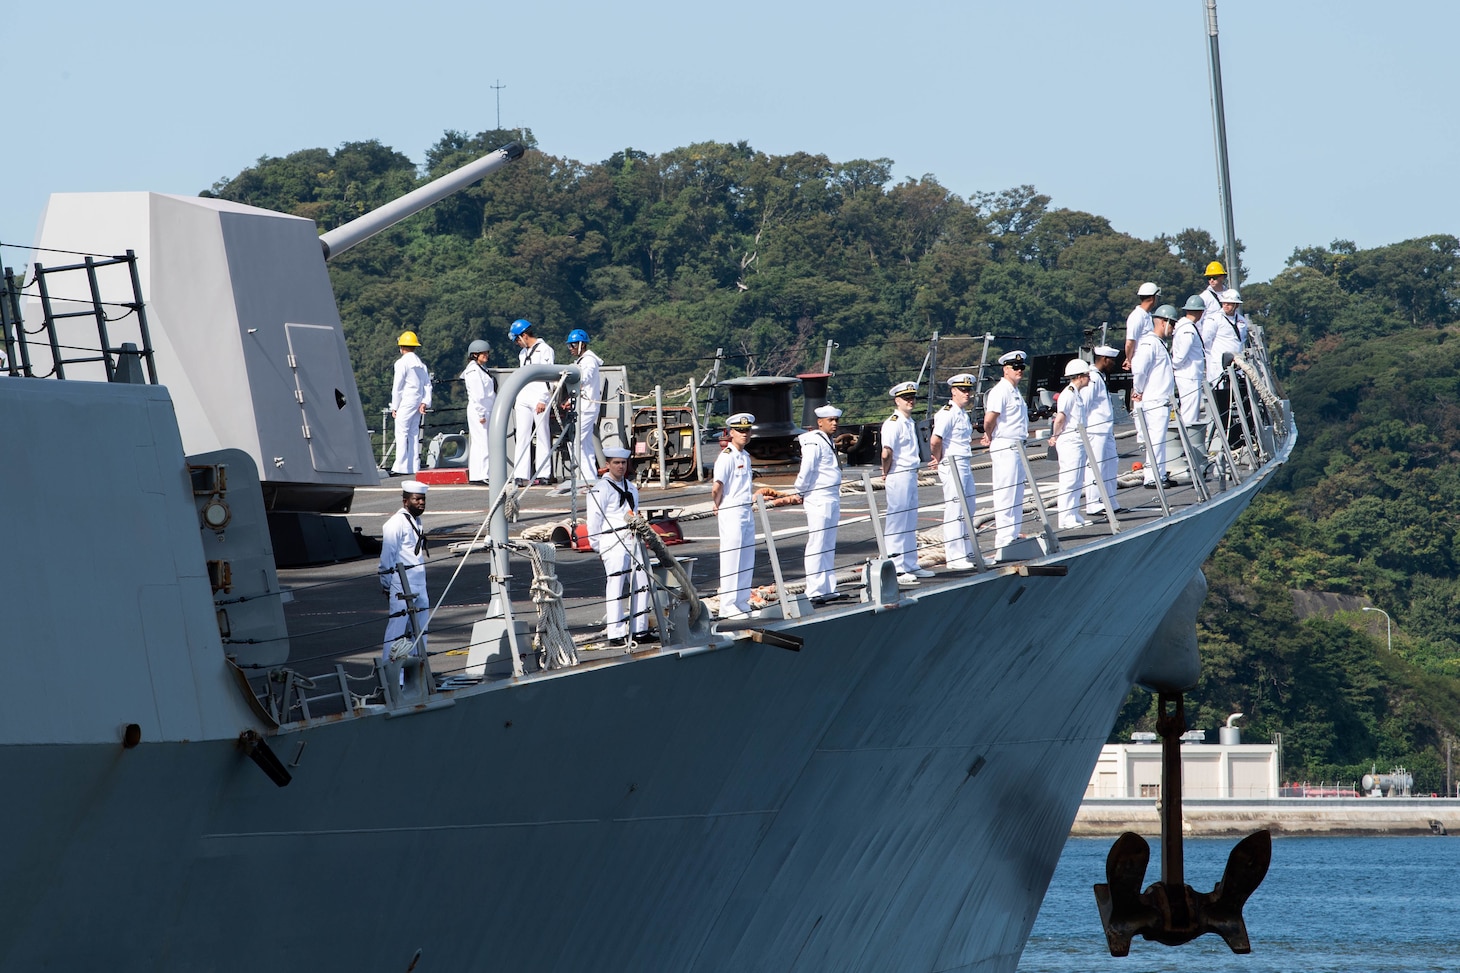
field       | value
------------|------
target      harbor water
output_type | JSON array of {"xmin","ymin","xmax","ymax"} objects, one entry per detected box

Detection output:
[{"xmin": 1019, "ymin": 835, "xmax": 1460, "ymax": 972}]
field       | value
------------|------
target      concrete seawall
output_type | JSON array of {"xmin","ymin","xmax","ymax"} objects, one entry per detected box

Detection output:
[{"xmin": 1074, "ymin": 798, "xmax": 1460, "ymax": 837}]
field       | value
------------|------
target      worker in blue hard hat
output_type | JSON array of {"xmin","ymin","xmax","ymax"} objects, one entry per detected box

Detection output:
[
  {"xmin": 509, "ymin": 319, "xmax": 556, "ymax": 486},
  {"xmin": 566, "ymin": 329, "xmax": 602, "ymax": 484}
]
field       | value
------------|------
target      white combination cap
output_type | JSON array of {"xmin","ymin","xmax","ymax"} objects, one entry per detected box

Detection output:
[
  {"xmin": 997, "ymin": 351, "xmax": 1028, "ymax": 367},
  {"xmin": 947, "ymin": 372, "xmax": 976, "ymax": 388},
  {"xmin": 726, "ymin": 412, "xmax": 755, "ymax": 429},
  {"xmin": 888, "ymin": 381, "xmax": 918, "ymax": 398},
  {"xmin": 1219, "ymin": 288, "xmax": 1243, "ymax": 304},
  {"xmin": 1137, "ymin": 282, "xmax": 1161, "ymax": 297},
  {"xmin": 1063, "ymin": 358, "xmax": 1091, "ymax": 377},
  {"xmin": 1093, "ymin": 344, "xmax": 1121, "ymax": 358},
  {"xmin": 401, "ymin": 479, "xmax": 429, "ymax": 495},
  {"xmin": 814, "ymin": 405, "xmax": 843, "ymax": 419},
  {"xmin": 603, "ymin": 447, "xmax": 632, "ymax": 460}
]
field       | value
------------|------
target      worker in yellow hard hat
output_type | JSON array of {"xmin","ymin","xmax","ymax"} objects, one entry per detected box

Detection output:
[
  {"xmin": 1200, "ymin": 261, "xmax": 1228, "ymax": 317},
  {"xmin": 390, "ymin": 330, "xmax": 432, "ymax": 475}
]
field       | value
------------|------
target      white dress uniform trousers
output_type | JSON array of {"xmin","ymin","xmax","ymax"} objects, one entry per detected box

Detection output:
[
  {"xmin": 1131, "ymin": 331, "xmax": 1176, "ymax": 483},
  {"xmin": 379, "ymin": 508, "xmax": 429, "ymax": 659},
  {"xmin": 880, "ymin": 414, "xmax": 922, "ymax": 573},
  {"xmin": 1082, "ymin": 369, "xmax": 1120, "ymax": 514},
  {"xmin": 985, "ymin": 379, "xmax": 1028, "ymax": 548},
  {"xmin": 588, "ymin": 475, "xmax": 649, "ymax": 638},
  {"xmin": 574, "ymin": 349, "xmax": 603, "ymax": 483},
  {"xmin": 713, "ymin": 445, "xmax": 756, "ymax": 615},
  {"xmin": 793, "ymin": 429, "xmax": 842, "ymax": 598},
  {"xmin": 390, "ymin": 352, "xmax": 432, "ymax": 475},
  {"xmin": 1054, "ymin": 385, "xmax": 1088, "ymax": 529},
  {"xmin": 461, "ymin": 362, "xmax": 495, "ymax": 483},
  {"xmin": 513, "ymin": 340, "xmax": 556, "ymax": 481},
  {"xmin": 931, "ymin": 405, "xmax": 976, "ymax": 562}
]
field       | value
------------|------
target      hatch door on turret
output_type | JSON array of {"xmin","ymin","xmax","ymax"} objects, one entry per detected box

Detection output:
[{"xmin": 284, "ymin": 323, "xmax": 360, "ymax": 474}]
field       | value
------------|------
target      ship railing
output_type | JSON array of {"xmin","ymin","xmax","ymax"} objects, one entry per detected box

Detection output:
[{"xmin": 0, "ymin": 251, "xmax": 158, "ymax": 383}]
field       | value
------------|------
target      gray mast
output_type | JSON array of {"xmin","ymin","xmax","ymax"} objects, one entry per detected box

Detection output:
[{"xmin": 1204, "ymin": 0, "xmax": 1239, "ymax": 289}]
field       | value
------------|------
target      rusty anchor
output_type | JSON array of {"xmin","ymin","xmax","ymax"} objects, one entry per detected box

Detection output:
[{"xmin": 1093, "ymin": 692, "xmax": 1271, "ymax": 956}]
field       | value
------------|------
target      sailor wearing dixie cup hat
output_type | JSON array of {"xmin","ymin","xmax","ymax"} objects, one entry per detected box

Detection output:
[
  {"xmin": 1050, "ymin": 359, "xmax": 1092, "ymax": 529},
  {"xmin": 378, "ymin": 480, "xmax": 431, "ymax": 661},
  {"xmin": 980, "ymin": 351, "xmax": 1031, "ymax": 550},
  {"xmin": 587, "ymin": 447, "xmax": 651, "ymax": 645},
  {"xmin": 712, "ymin": 413, "xmax": 757, "ymax": 618},
  {"xmin": 1082, "ymin": 345, "xmax": 1124, "ymax": 515},
  {"xmin": 794, "ymin": 404, "xmax": 844, "ymax": 602},
  {"xmin": 881, "ymin": 382, "xmax": 930, "ymax": 584},
  {"xmin": 929, "ymin": 373, "xmax": 979, "ymax": 569}
]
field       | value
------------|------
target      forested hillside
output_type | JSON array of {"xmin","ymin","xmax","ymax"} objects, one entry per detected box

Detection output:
[{"xmin": 207, "ymin": 131, "xmax": 1460, "ymax": 792}]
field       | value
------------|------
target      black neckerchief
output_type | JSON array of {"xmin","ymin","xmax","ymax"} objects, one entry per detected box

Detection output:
[
  {"xmin": 607, "ymin": 477, "xmax": 635, "ymax": 512},
  {"xmin": 405, "ymin": 512, "xmax": 428, "ymax": 556}
]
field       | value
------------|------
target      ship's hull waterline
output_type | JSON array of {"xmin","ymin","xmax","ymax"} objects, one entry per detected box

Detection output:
[{"xmin": 1, "ymin": 465, "xmax": 1276, "ymax": 972}]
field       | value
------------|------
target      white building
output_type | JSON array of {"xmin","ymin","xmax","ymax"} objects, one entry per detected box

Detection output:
[{"xmin": 1085, "ymin": 738, "xmax": 1280, "ymax": 800}]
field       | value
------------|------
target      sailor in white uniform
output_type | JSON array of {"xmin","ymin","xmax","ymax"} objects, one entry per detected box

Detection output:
[
  {"xmin": 713, "ymin": 413, "xmax": 757, "ymax": 618},
  {"xmin": 794, "ymin": 404, "xmax": 844, "ymax": 602},
  {"xmin": 1050, "ymin": 359, "xmax": 1092, "ymax": 529},
  {"xmin": 567, "ymin": 329, "xmax": 603, "ymax": 484},
  {"xmin": 461, "ymin": 339, "xmax": 495, "ymax": 484},
  {"xmin": 588, "ymin": 447, "xmax": 651, "ymax": 645},
  {"xmin": 509, "ymin": 318, "xmax": 556, "ymax": 485},
  {"xmin": 981, "ymin": 351, "xmax": 1030, "ymax": 549},
  {"xmin": 881, "ymin": 382, "xmax": 929, "ymax": 584},
  {"xmin": 929, "ymin": 373, "xmax": 979, "ymax": 570},
  {"xmin": 1122, "ymin": 282, "xmax": 1160, "ymax": 369},
  {"xmin": 378, "ymin": 480, "xmax": 430, "ymax": 660},
  {"xmin": 1203, "ymin": 288, "xmax": 1250, "ymax": 450},
  {"xmin": 1131, "ymin": 309, "xmax": 1177, "ymax": 487},
  {"xmin": 390, "ymin": 331, "xmax": 432, "ymax": 475},
  {"xmin": 1083, "ymin": 345, "xmax": 1123, "ymax": 516},
  {"xmin": 1172, "ymin": 298, "xmax": 1208, "ymax": 426}
]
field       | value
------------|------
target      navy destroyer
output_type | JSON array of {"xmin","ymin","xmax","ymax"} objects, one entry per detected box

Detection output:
[{"xmin": 0, "ymin": 19, "xmax": 1291, "ymax": 973}]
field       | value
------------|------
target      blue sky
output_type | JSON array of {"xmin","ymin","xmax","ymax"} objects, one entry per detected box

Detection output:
[{"xmin": 3, "ymin": 1, "xmax": 1455, "ymax": 285}]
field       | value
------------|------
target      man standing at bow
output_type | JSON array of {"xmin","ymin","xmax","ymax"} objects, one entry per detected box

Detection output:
[
  {"xmin": 882, "ymin": 382, "xmax": 930, "ymax": 585},
  {"xmin": 713, "ymin": 413, "xmax": 757, "ymax": 619},
  {"xmin": 981, "ymin": 351, "xmax": 1031, "ymax": 550},
  {"xmin": 588, "ymin": 448, "xmax": 651, "ymax": 646},
  {"xmin": 929, "ymin": 373, "xmax": 979, "ymax": 570},
  {"xmin": 379, "ymin": 480, "xmax": 430, "ymax": 661},
  {"xmin": 794, "ymin": 404, "xmax": 844, "ymax": 603},
  {"xmin": 1083, "ymin": 345, "xmax": 1124, "ymax": 517},
  {"xmin": 1132, "ymin": 308, "xmax": 1177, "ymax": 488}
]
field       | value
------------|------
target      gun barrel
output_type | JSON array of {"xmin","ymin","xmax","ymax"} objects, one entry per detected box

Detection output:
[{"xmin": 319, "ymin": 141, "xmax": 525, "ymax": 259}]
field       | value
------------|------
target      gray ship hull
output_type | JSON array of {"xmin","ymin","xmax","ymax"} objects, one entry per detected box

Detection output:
[{"xmin": 1, "ymin": 467, "xmax": 1270, "ymax": 972}]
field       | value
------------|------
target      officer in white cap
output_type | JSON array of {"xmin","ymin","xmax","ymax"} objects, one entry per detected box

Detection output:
[
  {"xmin": 981, "ymin": 352, "xmax": 1031, "ymax": 549},
  {"xmin": 1050, "ymin": 359, "xmax": 1092, "ymax": 529},
  {"xmin": 881, "ymin": 382, "xmax": 929, "ymax": 584},
  {"xmin": 390, "ymin": 331, "xmax": 432, "ymax": 475},
  {"xmin": 713, "ymin": 413, "xmax": 757, "ymax": 618},
  {"xmin": 1132, "ymin": 308, "xmax": 1176, "ymax": 488},
  {"xmin": 794, "ymin": 404, "xmax": 844, "ymax": 602},
  {"xmin": 1083, "ymin": 345, "xmax": 1124, "ymax": 516},
  {"xmin": 587, "ymin": 447, "xmax": 651, "ymax": 645},
  {"xmin": 1123, "ymin": 282, "xmax": 1161, "ymax": 369},
  {"xmin": 378, "ymin": 480, "xmax": 430, "ymax": 660},
  {"xmin": 929, "ymin": 373, "xmax": 979, "ymax": 569},
  {"xmin": 461, "ymin": 339, "xmax": 495, "ymax": 484}
]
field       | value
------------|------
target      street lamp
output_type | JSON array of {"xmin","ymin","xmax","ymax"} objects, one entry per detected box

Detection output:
[{"xmin": 1362, "ymin": 606, "xmax": 1392, "ymax": 652}]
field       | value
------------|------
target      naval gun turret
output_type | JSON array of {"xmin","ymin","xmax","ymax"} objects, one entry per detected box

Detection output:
[{"xmin": 25, "ymin": 141, "xmax": 524, "ymax": 563}]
